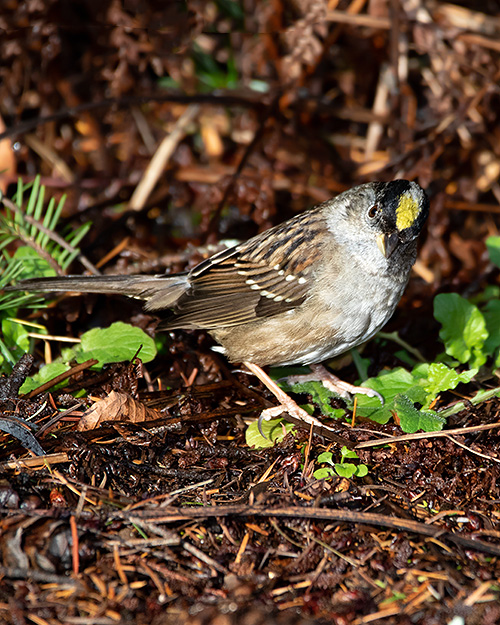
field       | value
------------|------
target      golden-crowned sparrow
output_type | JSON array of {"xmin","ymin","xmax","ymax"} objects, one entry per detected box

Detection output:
[{"xmin": 10, "ymin": 180, "xmax": 429, "ymax": 432}]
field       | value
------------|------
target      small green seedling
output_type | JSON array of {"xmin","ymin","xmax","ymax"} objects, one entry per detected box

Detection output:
[{"xmin": 314, "ymin": 446, "xmax": 368, "ymax": 480}]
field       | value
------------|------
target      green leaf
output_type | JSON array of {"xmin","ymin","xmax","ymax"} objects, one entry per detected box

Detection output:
[
  {"xmin": 355, "ymin": 367, "xmax": 427, "ymax": 424},
  {"xmin": 279, "ymin": 376, "xmax": 347, "ymax": 419},
  {"xmin": 315, "ymin": 448, "xmax": 368, "ymax": 479},
  {"xmin": 245, "ymin": 418, "xmax": 295, "ymax": 449},
  {"xmin": 314, "ymin": 451, "xmax": 336, "ymax": 479},
  {"xmin": 416, "ymin": 362, "xmax": 476, "ymax": 405},
  {"xmin": 438, "ymin": 385, "xmax": 500, "ymax": 418},
  {"xmin": 0, "ymin": 260, "xmax": 43, "ymax": 313},
  {"xmin": 192, "ymin": 44, "xmax": 239, "ymax": 91},
  {"xmin": 394, "ymin": 349, "xmax": 417, "ymax": 367},
  {"xmin": 18, "ymin": 322, "xmax": 158, "ymax": 393},
  {"xmin": 313, "ymin": 466, "xmax": 336, "ymax": 480},
  {"xmin": 483, "ymin": 300, "xmax": 500, "ymax": 359},
  {"xmin": 1, "ymin": 318, "xmax": 30, "ymax": 358},
  {"xmin": 315, "ymin": 449, "xmax": 368, "ymax": 479},
  {"xmin": 58, "ymin": 221, "xmax": 92, "ymax": 270},
  {"xmin": 355, "ymin": 367, "xmax": 453, "ymax": 431},
  {"xmin": 434, "ymin": 293, "xmax": 488, "ymax": 368},
  {"xmin": 393, "ymin": 394, "xmax": 446, "ymax": 433},
  {"xmin": 20, "ymin": 361, "xmax": 71, "ymax": 394},
  {"xmin": 340, "ymin": 446, "xmax": 359, "ymax": 460},
  {"xmin": 355, "ymin": 464, "xmax": 369, "ymax": 477},
  {"xmin": 317, "ymin": 451, "xmax": 334, "ymax": 465},
  {"xmin": 351, "ymin": 348, "xmax": 370, "ymax": 381},
  {"xmin": 335, "ymin": 463, "xmax": 357, "ymax": 478},
  {"xmin": 0, "ymin": 338, "xmax": 15, "ymax": 369},
  {"xmin": 486, "ymin": 236, "xmax": 500, "ymax": 268},
  {"xmin": 75, "ymin": 322, "xmax": 157, "ymax": 366}
]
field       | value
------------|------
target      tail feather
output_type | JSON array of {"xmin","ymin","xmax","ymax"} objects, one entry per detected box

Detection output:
[{"xmin": 8, "ymin": 274, "xmax": 190, "ymax": 309}]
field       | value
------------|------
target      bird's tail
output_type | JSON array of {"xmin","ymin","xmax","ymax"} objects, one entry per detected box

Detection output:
[{"xmin": 7, "ymin": 274, "xmax": 190, "ymax": 311}]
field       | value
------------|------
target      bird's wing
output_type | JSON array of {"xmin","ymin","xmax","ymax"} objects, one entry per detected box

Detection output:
[{"xmin": 158, "ymin": 209, "xmax": 328, "ymax": 329}]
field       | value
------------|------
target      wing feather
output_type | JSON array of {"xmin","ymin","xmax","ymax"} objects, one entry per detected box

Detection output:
[{"xmin": 161, "ymin": 208, "xmax": 329, "ymax": 329}]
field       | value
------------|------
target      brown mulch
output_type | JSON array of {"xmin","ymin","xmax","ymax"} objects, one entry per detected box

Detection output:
[{"xmin": 1, "ymin": 1, "xmax": 500, "ymax": 623}]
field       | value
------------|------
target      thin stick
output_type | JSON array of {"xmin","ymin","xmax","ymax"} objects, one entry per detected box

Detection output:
[
  {"xmin": 355, "ymin": 422, "xmax": 500, "ymax": 449},
  {"xmin": 22, "ymin": 358, "xmax": 98, "ymax": 399},
  {"xmin": 128, "ymin": 104, "xmax": 200, "ymax": 211},
  {"xmin": 117, "ymin": 504, "xmax": 500, "ymax": 557}
]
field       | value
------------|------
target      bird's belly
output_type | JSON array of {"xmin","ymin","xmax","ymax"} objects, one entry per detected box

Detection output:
[{"xmin": 213, "ymin": 270, "xmax": 407, "ymax": 367}]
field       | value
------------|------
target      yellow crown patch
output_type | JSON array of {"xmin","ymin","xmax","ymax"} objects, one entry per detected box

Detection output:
[{"xmin": 396, "ymin": 194, "xmax": 419, "ymax": 231}]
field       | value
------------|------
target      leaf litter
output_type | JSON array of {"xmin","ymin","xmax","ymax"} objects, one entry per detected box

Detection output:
[{"xmin": 1, "ymin": 1, "xmax": 500, "ymax": 623}]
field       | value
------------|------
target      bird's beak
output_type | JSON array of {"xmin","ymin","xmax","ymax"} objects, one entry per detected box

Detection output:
[{"xmin": 376, "ymin": 232, "xmax": 400, "ymax": 259}]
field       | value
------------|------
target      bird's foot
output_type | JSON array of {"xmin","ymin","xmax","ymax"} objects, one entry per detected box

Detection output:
[
  {"xmin": 257, "ymin": 398, "xmax": 324, "ymax": 439},
  {"xmin": 243, "ymin": 361, "xmax": 325, "ymax": 439},
  {"xmin": 285, "ymin": 363, "xmax": 384, "ymax": 404}
]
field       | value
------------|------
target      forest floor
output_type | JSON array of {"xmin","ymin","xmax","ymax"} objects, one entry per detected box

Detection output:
[{"xmin": 1, "ymin": 2, "xmax": 500, "ymax": 624}]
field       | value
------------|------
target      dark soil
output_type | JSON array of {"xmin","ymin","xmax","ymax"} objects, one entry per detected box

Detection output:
[{"xmin": 1, "ymin": 2, "xmax": 500, "ymax": 623}]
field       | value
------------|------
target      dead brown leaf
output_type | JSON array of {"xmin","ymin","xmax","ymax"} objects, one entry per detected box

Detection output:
[{"xmin": 77, "ymin": 391, "xmax": 162, "ymax": 431}]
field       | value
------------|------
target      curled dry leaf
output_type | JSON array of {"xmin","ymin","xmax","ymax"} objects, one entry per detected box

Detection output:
[{"xmin": 77, "ymin": 390, "xmax": 162, "ymax": 431}]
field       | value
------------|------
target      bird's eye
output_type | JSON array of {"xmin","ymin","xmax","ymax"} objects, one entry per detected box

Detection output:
[{"xmin": 368, "ymin": 204, "xmax": 379, "ymax": 219}]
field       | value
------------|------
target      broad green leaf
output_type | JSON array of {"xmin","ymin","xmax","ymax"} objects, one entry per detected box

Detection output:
[
  {"xmin": 355, "ymin": 464, "xmax": 369, "ymax": 477},
  {"xmin": 393, "ymin": 394, "xmax": 446, "ymax": 433},
  {"xmin": 1, "ymin": 317, "xmax": 32, "ymax": 367},
  {"xmin": 75, "ymin": 322, "xmax": 157, "ymax": 366},
  {"xmin": 313, "ymin": 466, "xmax": 336, "ymax": 480},
  {"xmin": 486, "ymin": 236, "xmax": 500, "ymax": 269},
  {"xmin": 317, "ymin": 451, "xmax": 334, "ymax": 464},
  {"xmin": 18, "ymin": 322, "xmax": 157, "ymax": 395},
  {"xmin": 314, "ymin": 451, "xmax": 335, "ymax": 479},
  {"xmin": 355, "ymin": 367, "xmax": 427, "ymax": 423},
  {"xmin": 20, "ymin": 361, "xmax": 71, "ymax": 394},
  {"xmin": 411, "ymin": 362, "xmax": 430, "ymax": 381},
  {"xmin": 434, "ymin": 293, "xmax": 487, "ymax": 367},
  {"xmin": 245, "ymin": 418, "xmax": 295, "ymax": 449},
  {"xmin": 335, "ymin": 463, "xmax": 357, "ymax": 478},
  {"xmin": 416, "ymin": 362, "xmax": 476, "ymax": 404},
  {"xmin": 2, "ymin": 318, "xmax": 30, "ymax": 355}
]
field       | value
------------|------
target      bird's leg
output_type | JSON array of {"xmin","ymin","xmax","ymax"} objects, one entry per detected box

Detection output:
[
  {"xmin": 243, "ymin": 361, "xmax": 325, "ymax": 437},
  {"xmin": 286, "ymin": 363, "xmax": 384, "ymax": 404}
]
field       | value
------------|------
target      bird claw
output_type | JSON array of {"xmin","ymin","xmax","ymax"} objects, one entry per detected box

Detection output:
[
  {"xmin": 284, "ymin": 373, "xmax": 384, "ymax": 406},
  {"xmin": 257, "ymin": 415, "xmax": 267, "ymax": 439},
  {"xmin": 363, "ymin": 388, "xmax": 384, "ymax": 404},
  {"xmin": 257, "ymin": 406, "xmax": 287, "ymax": 439},
  {"xmin": 299, "ymin": 364, "xmax": 385, "ymax": 406},
  {"xmin": 246, "ymin": 361, "xmax": 384, "ymax": 443}
]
